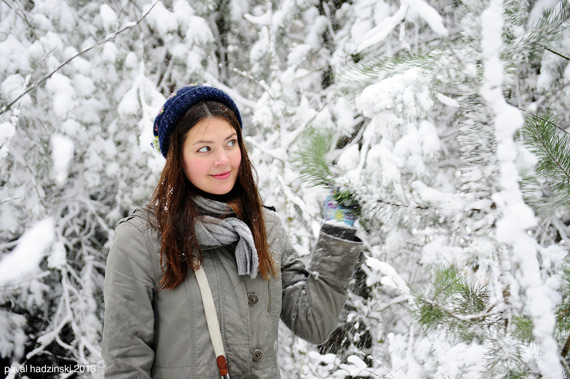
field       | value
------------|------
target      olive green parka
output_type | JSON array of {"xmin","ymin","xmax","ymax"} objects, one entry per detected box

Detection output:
[{"xmin": 102, "ymin": 207, "xmax": 362, "ymax": 378}]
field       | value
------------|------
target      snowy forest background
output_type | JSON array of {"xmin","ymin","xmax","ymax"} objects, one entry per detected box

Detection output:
[{"xmin": 1, "ymin": 0, "xmax": 570, "ymax": 377}]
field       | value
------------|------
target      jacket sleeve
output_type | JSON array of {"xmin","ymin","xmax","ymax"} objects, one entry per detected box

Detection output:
[
  {"xmin": 102, "ymin": 218, "xmax": 158, "ymax": 378},
  {"xmin": 272, "ymin": 217, "xmax": 363, "ymax": 344}
]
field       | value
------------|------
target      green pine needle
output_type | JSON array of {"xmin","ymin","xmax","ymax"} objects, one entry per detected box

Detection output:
[
  {"xmin": 521, "ymin": 110, "xmax": 570, "ymax": 197},
  {"xmin": 512, "ymin": 316, "xmax": 534, "ymax": 344},
  {"xmin": 336, "ymin": 50, "xmax": 443, "ymax": 92},
  {"xmin": 511, "ymin": 0, "xmax": 570, "ymax": 52},
  {"xmin": 556, "ymin": 255, "xmax": 570, "ymax": 335},
  {"xmin": 291, "ymin": 128, "xmax": 361, "ymax": 214},
  {"xmin": 291, "ymin": 128, "xmax": 335, "ymax": 188},
  {"xmin": 332, "ymin": 188, "xmax": 361, "ymax": 212},
  {"xmin": 413, "ymin": 266, "xmax": 491, "ymax": 342}
]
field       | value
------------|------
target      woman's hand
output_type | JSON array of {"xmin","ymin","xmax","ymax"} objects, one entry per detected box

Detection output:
[{"xmin": 322, "ymin": 190, "xmax": 358, "ymax": 226}]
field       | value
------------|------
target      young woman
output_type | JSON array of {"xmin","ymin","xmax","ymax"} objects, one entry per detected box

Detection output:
[{"xmin": 102, "ymin": 85, "xmax": 362, "ymax": 378}]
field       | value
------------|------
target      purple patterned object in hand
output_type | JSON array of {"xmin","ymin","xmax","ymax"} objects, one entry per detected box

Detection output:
[{"xmin": 323, "ymin": 193, "xmax": 356, "ymax": 226}]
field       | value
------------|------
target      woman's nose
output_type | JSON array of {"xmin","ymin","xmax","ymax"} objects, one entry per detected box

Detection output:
[{"xmin": 214, "ymin": 150, "xmax": 230, "ymax": 166}]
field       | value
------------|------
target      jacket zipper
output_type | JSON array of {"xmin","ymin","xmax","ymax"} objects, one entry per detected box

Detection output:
[{"xmin": 267, "ymin": 279, "xmax": 271, "ymax": 313}]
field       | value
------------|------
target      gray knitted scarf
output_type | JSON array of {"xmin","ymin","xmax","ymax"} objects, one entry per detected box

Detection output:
[{"xmin": 193, "ymin": 197, "xmax": 259, "ymax": 278}]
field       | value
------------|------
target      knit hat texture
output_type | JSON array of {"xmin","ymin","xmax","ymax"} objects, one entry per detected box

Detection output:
[{"xmin": 153, "ymin": 85, "xmax": 242, "ymax": 158}]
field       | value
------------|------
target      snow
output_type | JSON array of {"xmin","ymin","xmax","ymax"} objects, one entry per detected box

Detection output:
[
  {"xmin": 173, "ymin": 0, "xmax": 195, "ymax": 21},
  {"xmin": 287, "ymin": 44, "xmax": 312, "ymax": 66},
  {"xmin": 340, "ymin": 355, "xmax": 370, "ymax": 376},
  {"xmin": 421, "ymin": 236, "xmax": 460, "ymax": 267},
  {"xmin": 250, "ymin": 28, "xmax": 270, "ymax": 75},
  {"xmin": 102, "ymin": 41, "xmax": 118, "ymax": 62},
  {"xmin": 100, "ymin": 4, "xmax": 118, "ymax": 31},
  {"xmin": 515, "ymin": 144, "xmax": 538, "ymax": 173},
  {"xmin": 0, "ymin": 218, "xmax": 55, "ymax": 286},
  {"xmin": 47, "ymin": 241, "xmax": 66, "ymax": 269},
  {"xmin": 536, "ymin": 44, "xmax": 568, "ymax": 92},
  {"xmin": 528, "ymin": 0, "xmax": 561, "ymax": 24},
  {"xmin": 480, "ymin": 1, "xmax": 564, "ymax": 377},
  {"xmin": 39, "ymin": 31, "xmax": 63, "ymax": 54},
  {"xmin": 337, "ymin": 144, "xmax": 360, "ymax": 172},
  {"xmin": 31, "ymin": 13, "xmax": 53, "ymax": 32},
  {"xmin": 46, "ymin": 73, "xmax": 76, "ymax": 118},
  {"xmin": 357, "ymin": 4, "xmax": 408, "ymax": 52},
  {"xmin": 331, "ymin": 97, "xmax": 358, "ymax": 136},
  {"xmin": 366, "ymin": 256, "xmax": 411, "ymax": 296},
  {"xmin": 0, "ymin": 121, "xmax": 16, "ymax": 160},
  {"xmin": 0, "ymin": 36, "xmax": 31, "ymax": 75},
  {"xmin": 70, "ymin": 55, "xmax": 92, "ymax": 75},
  {"xmin": 367, "ymin": 142, "xmax": 403, "ymax": 186},
  {"xmin": 124, "ymin": 52, "xmax": 138, "ymax": 69},
  {"xmin": 0, "ymin": 122, "xmax": 16, "ymax": 146},
  {"xmin": 145, "ymin": 2, "xmax": 179, "ymax": 36},
  {"xmin": 1, "ymin": 0, "xmax": 569, "ymax": 377},
  {"xmin": 51, "ymin": 134, "xmax": 74, "ymax": 185},
  {"xmin": 541, "ymin": 244, "xmax": 567, "ymax": 272},
  {"xmin": 0, "ymin": 311, "xmax": 26, "ymax": 361},
  {"xmin": 304, "ymin": 13, "xmax": 328, "ymax": 49},
  {"xmin": 418, "ymin": 121, "xmax": 441, "ymax": 156},
  {"xmin": 403, "ymin": 0, "xmax": 448, "ymax": 37},
  {"xmin": 433, "ymin": 340, "xmax": 486, "ymax": 378},
  {"xmin": 244, "ymin": 9, "xmax": 272, "ymax": 26},
  {"xmin": 73, "ymin": 74, "xmax": 96, "ymax": 98},
  {"xmin": 184, "ymin": 16, "xmax": 214, "ymax": 46},
  {"xmin": 118, "ymin": 87, "xmax": 140, "ymax": 116},
  {"xmin": 357, "ymin": 67, "xmax": 434, "ymax": 121},
  {"xmin": 412, "ymin": 181, "xmax": 465, "ymax": 214},
  {"xmin": 1, "ymin": 74, "xmax": 25, "ymax": 102},
  {"xmin": 436, "ymin": 93, "xmax": 459, "ymax": 107}
]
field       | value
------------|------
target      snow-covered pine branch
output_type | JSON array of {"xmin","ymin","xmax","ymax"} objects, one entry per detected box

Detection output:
[{"xmin": 480, "ymin": 0, "xmax": 563, "ymax": 377}]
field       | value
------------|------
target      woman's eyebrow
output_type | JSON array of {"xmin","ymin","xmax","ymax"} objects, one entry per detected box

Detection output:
[
  {"xmin": 224, "ymin": 132, "xmax": 238, "ymax": 141},
  {"xmin": 192, "ymin": 132, "xmax": 237, "ymax": 145}
]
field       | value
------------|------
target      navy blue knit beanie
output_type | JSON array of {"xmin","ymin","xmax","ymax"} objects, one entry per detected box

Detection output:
[{"xmin": 152, "ymin": 85, "xmax": 242, "ymax": 158}]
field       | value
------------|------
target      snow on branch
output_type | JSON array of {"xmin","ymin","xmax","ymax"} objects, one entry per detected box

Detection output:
[
  {"xmin": 0, "ymin": 218, "xmax": 55, "ymax": 287},
  {"xmin": 357, "ymin": 4, "xmax": 408, "ymax": 52},
  {"xmin": 0, "ymin": 1, "xmax": 159, "ymax": 116},
  {"xmin": 356, "ymin": 0, "xmax": 448, "ymax": 53},
  {"xmin": 480, "ymin": 0, "xmax": 564, "ymax": 377},
  {"xmin": 402, "ymin": 0, "xmax": 448, "ymax": 37}
]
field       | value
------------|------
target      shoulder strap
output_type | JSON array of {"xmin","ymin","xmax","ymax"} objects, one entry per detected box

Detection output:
[{"xmin": 194, "ymin": 266, "xmax": 230, "ymax": 379}]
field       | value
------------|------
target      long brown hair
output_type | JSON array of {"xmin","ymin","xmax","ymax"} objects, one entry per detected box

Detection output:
[{"xmin": 149, "ymin": 101, "xmax": 276, "ymax": 289}]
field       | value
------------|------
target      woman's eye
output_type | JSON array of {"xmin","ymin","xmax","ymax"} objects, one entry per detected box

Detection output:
[
  {"xmin": 197, "ymin": 146, "xmax": 210, "ymax": 153},
  {"xmin": 227, "ymin": 139, "xmax": 237, "ymax": 148}
]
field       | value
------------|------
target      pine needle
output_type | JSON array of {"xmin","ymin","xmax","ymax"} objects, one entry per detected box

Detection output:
[
  {"xmin": 290, "ymin": 128, "xmax": 335, "ymax": 188},
  {"xmin": 511, "ymin": 0, "xmax": 570, "ymax": 53},
  {"xmin": 336, "ymin": 50, "xmax": 444, "ymax": 92},
  {"xmin": 521, "ymin": 110, "xmax": 570, "ymax": 197},
  {"xmin": 414, "ymin": 266, "xmax": 492, "ymax": 342}
]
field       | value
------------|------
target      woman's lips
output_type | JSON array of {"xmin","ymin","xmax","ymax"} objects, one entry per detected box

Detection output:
[{"xmin": 211, "ymin": 171, "xmax": 231, "ymax": 180}]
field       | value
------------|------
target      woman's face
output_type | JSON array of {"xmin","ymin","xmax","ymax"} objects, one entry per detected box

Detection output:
[{"xmin": 182, "ymin": 117, "xmax": 241, "ymax": 195}]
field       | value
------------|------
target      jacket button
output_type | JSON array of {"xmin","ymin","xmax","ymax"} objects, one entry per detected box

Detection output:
[
  {"xmin": 247, "ymin": 294, "xmax": 258, "ymax": 305},
  {"xmin": 252, "ymin": 349, "xmax": 263, "ymax": 361}
]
